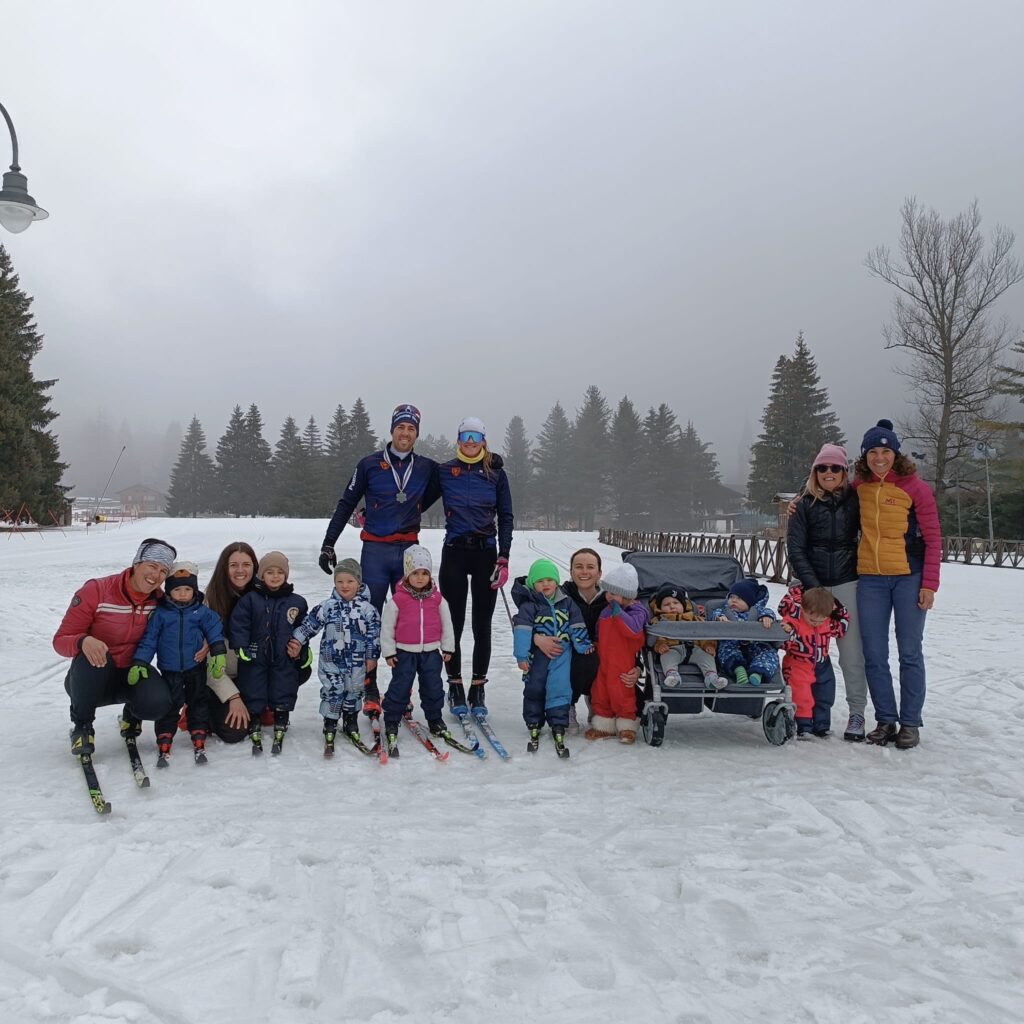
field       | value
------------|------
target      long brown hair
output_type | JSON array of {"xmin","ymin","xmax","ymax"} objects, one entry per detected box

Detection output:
[
  {"xmin": 204, "ymin": 541, "xmax": 258, "ymax": 621},
  {"xmin": 854, "ymin": 452, "xmax": 917, "ymax": 482}
]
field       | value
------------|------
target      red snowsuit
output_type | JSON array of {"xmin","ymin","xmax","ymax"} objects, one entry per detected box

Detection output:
[
  {"xmin": 591, "ymin": 601, "xmax": 648, "ymax": 723},
  {"xmin": 778, "ymin": 587, "xmax": 848, "ymax": 720}
]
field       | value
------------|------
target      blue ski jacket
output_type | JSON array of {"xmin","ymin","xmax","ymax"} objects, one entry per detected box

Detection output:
[
  {"xmin": 322, "ymin": 448, "xmax": 441, "ymax": 547},
  {"xmin": 438, "ymin": 453, "xmax": 514, "ymax": 558},
  {"xmin": 511, "ymin": 577, "xmax": 592, "ymax": 710},
  {"xmin": 229, "ymin": 581, "xmax": 309, "ymax": 665},
  {"xmin": 133, "ymin": 593, "xmax": 226, "ymax": 674}
]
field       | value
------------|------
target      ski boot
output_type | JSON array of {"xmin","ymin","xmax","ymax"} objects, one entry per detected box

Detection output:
[
  {"xmin": 323, "ymin": 717, "xmax": 338, "ymax": 757},
  {"xmin": 385, "ymin": 729, "xmax": 400, "ymax": 758},
  {"xmin": 362, "ymin": 674, "xmax": 382, "ymax": 718},
  {"xmin": 248, "ymin": 717, "xmax": 264, "ymax": 755},
  {"xmin": 447, "ymin": 679, "xmax": 467, "ymax": 709},
  {"xmin": 156, "ymin": 732, "xmax": 174, "ymax": 768},
  {"xmin": 552, "ymin": 728, "xmax": 570, "ymax": 759},
  {"xmin": 271, "ymin": 709, "xmax": 289, "ymax": 754},
  {"xmin": 428, "ymin": 719, "xmax": 449, "ymax": 739},
  {"xmin": 70, "ymin": 721, "xmax": 95, "ymax": 757},
  {"xmin": 177, "ymin": 705, "xmax": 188, "ymax": 732},
  {"xmin": 118, "ymin": 712, "xmax": 143, "ymax": 739},
  {"xmin": 342, "ymin": 710, "xmax": 360, "ymax": 739},
  {"xmin": 468, "ymin": 679, "xmax": 487, "ymax": 711},
  {"xmin": 191, "ymin": 729, "xmax": 208, "ymax": 765},
  {"xmin": 527, "ymin": 725, "xmax": 540, "ymax": 753}
]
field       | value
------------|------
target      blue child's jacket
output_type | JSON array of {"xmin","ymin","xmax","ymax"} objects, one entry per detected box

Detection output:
[{"xmin": 133, "ymin": 592, "xmax": 226, "ymax": 674}]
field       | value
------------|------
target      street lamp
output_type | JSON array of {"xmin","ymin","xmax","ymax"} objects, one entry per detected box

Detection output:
[
  {"xmin": 0, "ymin": 102, "xmax": 48, "ymax": 233},
  {"xmin": 971, "ymin": 441, "xmax": 998, "ymax": 543}
]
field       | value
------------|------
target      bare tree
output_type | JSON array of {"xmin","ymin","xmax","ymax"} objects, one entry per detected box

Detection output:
[{"xmin": 866, "ymin": 198, "xmax": 1023, "ymax": 498}]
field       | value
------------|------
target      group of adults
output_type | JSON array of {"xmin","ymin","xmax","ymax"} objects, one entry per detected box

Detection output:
[
  {"xmin": 53, "ymin": 406, "xmax": 940, "ymax": 755},
  {"xmin": 787, "ymin": 419, "xmax": 941, "ymax": 749}
]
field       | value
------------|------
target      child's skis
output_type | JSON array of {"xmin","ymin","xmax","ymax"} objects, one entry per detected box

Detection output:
[
  {"xmin": 402, "ymin": 712, "xmax": 449, "ymax": 761},
  {"xmin": 470, "ymin": 707, "xmax": 511, "ymax": 760},
  {"xmin": 79, "ymin": 754, "xmax": 112, "ymax": 815}
]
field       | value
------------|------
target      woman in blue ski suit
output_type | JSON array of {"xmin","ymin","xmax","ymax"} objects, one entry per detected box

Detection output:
[{"xmin": 437, "ymin": 416, "xmax": 514, "ymax": 711}]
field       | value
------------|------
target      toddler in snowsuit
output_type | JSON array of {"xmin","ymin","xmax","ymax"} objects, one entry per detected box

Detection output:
[
  {"xmin": 585, "ymin": 562, "xmax": 648, "ymax": 744},
  {"xmin": 709, "ymin": 578, "xmax": 779, "ymax": 685},
  {"xmin": 778, "ymin": 585, "xmax": 848, "ymax": 737},
  {"xmin": 380, "ymin": 545, "xmax": 455, "ymax": 754},
  {"xmin": 290, "ymin": 558, "xmax": 381, "ymax": 747},
  {"xmin": 648, "ymin": 584, "xmax": 727, "ymax": 691},
  {"xmin": 229, "ymin": 551, "xmax": 308, "ymax": 753},
  {"xmin": 512, "ymin": 558, "xmax": 593, "ymax": 751},
  {"xmin": 130, "ymin": 561, "xmax": 227, "ymax": 762}
]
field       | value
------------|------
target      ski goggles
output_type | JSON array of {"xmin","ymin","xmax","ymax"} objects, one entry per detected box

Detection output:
[
  {"xmin": 814, "ymin": 464, "xmax": 846, "ymax": 474},
  {"xmin": 458, "ymin": 430, "xmax": 485, "ymax": 444}
]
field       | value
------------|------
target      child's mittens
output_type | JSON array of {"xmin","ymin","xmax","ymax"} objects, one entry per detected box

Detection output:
[
  {"xmin": 127, "ymin": 662, "xmax": 149, "ymax": 686},
  {"xmin": 209, "ymin": 653, "xmax": 226, "ymax": 678}
]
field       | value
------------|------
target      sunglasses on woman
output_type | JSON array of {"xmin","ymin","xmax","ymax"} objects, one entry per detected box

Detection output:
[
  {"xmin": 458, "ymin": 430, "xmax": 485, "ymax": 444},
  {"xmin": 815, "ymin": 464, "xmax": 846, "ymax": 474}
]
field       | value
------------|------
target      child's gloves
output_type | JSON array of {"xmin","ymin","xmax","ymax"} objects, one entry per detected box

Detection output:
[
  {"xmin": 127, "ymin": 662, "xmax": 149, "ymax": 686},
  {"xmin": 489, "ymin": 557, "xmax": 509, "ymax": 590},
  {"xmin": 318, "ymin": 545, "xmax": 336, "ymax": 575},
  {"xmin": 237, "ymin": 643, "xmax": 258, "ymax": 662},
  {"xmin": 301, "ymin": 647, "xmax": 313, "ymax": 668},
  {"xmin": 209, "ymin": 654, "xmax": 226, "ymax": 679}
]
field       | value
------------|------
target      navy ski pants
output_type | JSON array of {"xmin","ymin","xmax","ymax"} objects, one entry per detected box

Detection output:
[{"xmin": 382, "ymin": 650, "xmax": 445, "ymax": 728}]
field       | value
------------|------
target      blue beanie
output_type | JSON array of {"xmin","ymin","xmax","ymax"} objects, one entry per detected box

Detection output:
[
  {"xmin": 391, "ymin": 403, "xmax": 421, "ymax": 434},
  {"xmin": 727, "ymin": 579, "xmax": 760, "ymax": 609},
  {"xmin": 860, "ymin": 419, "xmax": 901, "ymax": 455}
]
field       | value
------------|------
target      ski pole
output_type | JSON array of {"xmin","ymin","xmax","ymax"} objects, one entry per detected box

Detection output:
[{"xmin": 499, "ymin": 586, "xmax": 515, "ymax": 630}]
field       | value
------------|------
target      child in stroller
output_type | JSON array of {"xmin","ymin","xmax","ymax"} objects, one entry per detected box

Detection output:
[
  {"xmin": 648, "ymin": 585, "xmax": 728, "ymax": 690},
  {"xmin": 709, "ymin": 579, "xmax": 779, "ymax": 685}
]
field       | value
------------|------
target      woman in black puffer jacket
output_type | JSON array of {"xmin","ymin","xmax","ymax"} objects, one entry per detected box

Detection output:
[{"xmin": 786, "ymin": 443, "xmax": 868, "ymax": 741}]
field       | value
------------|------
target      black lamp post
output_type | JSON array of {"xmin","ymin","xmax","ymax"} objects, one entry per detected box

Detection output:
[{"xmin": 0, "ymin": 102, "xmax": 48, "ymax": 233}]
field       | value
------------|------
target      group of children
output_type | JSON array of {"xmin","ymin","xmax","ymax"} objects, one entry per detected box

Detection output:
[{"xmin": 129, "ymin": 546, "xmax": 849, "ymax": 762}]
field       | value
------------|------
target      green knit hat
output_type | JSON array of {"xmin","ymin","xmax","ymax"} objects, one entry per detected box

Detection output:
[{"xmin": 526, "ymin": 558, "xmax": 560, "ymax": 589}]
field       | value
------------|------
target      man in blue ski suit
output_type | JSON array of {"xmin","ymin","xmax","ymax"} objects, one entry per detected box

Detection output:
[{"xmin": 318, "ymin": 404, "xmax": 441, "ymax": 708}]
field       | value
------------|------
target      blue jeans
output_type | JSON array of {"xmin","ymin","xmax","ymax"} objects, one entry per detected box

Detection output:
[{"xmin": 857, "ymin": 574, "xmax": 927, "ymax": 728}]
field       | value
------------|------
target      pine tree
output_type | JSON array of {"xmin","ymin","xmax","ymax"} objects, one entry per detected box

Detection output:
[
  {"xmin": 677, "ymin": 421, "xmax": 723, "ymax": 530},
  {"xmin": 167, "ymin": 416, "xmax": 216, "ymax": 517},
  {"xmin": 607, "ymin": 397, "xmax": 646, "ymax": 527},
  {"xmin": 348, "ymin": 398, "xmax": 379, "ymax": 455},
  {"xmin": 571, "ymin": 385, "xmax": 610, "ymax": 529},
  {"xmin": 302, "ymin": 414, "xmax": 332, "ymax": 516},
  {"xmin": 533, "ymin": 402, "xmax": 574, "ymax": 529},
  {"xmin": 502, "ymin": 415, "xmax": 533, "ymax": 521},
  {"xmin": 270, "ymin": 416, "xmax": 312, "ymax": 517},
  {"xmin": 0, "ymin": 244, "xmax": 66, "ymax": 520},
  {"xmin": 215, "ymin": 405, "xmax": 248, "ymax": 516},
  {"xmin": 642, "ymin": 404, "xmax": 684, "ymax": 530},
  {"xmin": 747, "ymin": 333, "xmax": 846, "ymax": 512},
  {"xmin": 241, "ymin": 404, "xmax": 272, "ymax": 515}
]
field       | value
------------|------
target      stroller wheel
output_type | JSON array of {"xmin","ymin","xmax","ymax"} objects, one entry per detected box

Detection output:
[
  {"xmin": 642, "ymin": 706, "xmax": 666, "ymax": 747},
  {"xmin": 762, "ymin": 701, "xmax": 791, "ymax": 746}
]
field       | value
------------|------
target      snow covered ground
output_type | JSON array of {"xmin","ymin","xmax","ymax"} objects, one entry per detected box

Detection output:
[{"xmin": 1, "ymin": 520, "xmax": 1022, "ymax": 1024}]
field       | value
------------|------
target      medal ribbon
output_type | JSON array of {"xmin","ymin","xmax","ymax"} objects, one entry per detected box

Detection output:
[{"xmin": 384, "ymin": 449, "xmax": 414, "ymax": 499}]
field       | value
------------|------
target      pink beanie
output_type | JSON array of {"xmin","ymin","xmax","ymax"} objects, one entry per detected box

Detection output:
[{"xmin": 812, "ymin": 443, "xmax": 848, "ymax": 470}]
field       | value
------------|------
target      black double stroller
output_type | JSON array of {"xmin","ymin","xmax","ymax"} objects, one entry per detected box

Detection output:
[{"xmin": 623, "ymin": 551, "xmax": 796, "ymax": 747}]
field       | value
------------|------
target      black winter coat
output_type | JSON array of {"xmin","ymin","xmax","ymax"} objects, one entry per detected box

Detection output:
[
  {"xmin": 787, "ymin": 488, "xmax": 860, "ymax": 589},
  {"xmin": 562, "ymin": 580, "xmax": 607, "ymax": 695}
]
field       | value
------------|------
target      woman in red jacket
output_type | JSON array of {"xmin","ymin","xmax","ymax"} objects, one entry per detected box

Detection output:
[{"xmin": 53, "ymin": 538, "xmax": 178, "ymax": 755}]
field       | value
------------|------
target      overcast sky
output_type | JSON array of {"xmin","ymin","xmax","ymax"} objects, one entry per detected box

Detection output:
[{"xmin": 4, "ymin": 0, "xmax": 1023, "ymax": 486}]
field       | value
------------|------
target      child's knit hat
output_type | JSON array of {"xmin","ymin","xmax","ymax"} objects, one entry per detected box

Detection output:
[
  {"xmin": 526, "ymin": 558, "xmax": 560, "ymax": 589},
  {"xmin": 258, "ymin": 551, "xmax": 289, "ymax": 580},
  {"xmin": 727, "ymin": 578, "xmax": 760, "ymax": 608},
  {"xmin": 602, "ymin": 562, "xmax": 639, "ymax": 600},
  {"xmin": 334, "ymin": 558, "xmax": 362, "ymax": 583},
  {"xmin": 860, "ymin": 419, "xmax": 901, "ymax": 455},
  {"xmin": 654, "ymin": 584, "xmax": 687, "ymax": 608},
  {"xmin": 403, "ymin": 545, "xmax": 432, "ymax": 578},
  {"xmin": 166, "ymin": 561, "xmax": 198, "ymax": 598}
]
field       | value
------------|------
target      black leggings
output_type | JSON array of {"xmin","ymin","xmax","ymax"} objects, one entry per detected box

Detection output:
[{"xmin": 438, "ymin": 546, "xmax": 498, "ymax": 681}]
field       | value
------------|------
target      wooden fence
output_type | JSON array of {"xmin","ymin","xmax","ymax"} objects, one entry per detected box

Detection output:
[{"xmin": 598, "ymin": 529, "xmax": 1024, "ymax": 581}]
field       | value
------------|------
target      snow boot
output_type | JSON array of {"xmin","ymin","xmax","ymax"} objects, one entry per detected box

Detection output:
[
  {"xmin": 618, "ymin": 730, "xmax": 636, "ymax": 745},
  {"xmin": 866, "ymin": 721, "xmax": 898, "ymax": 746},
  {"xmin": 663, "ymin": 669, "xmax": 682, "ymax": 688},
  {"xmin": 843, "ymin": 713, "xmax": 866, "ymax": 742},
  {"xmin": 894, "ymin": 725, "xmax": 920, "ymax": 750},
  {"xmin": 733, "ymin": 666, "xmax": 749, "ymax": 685}
]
